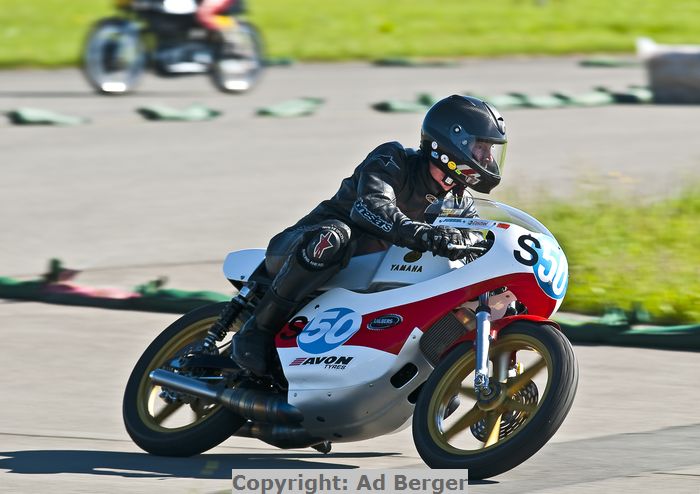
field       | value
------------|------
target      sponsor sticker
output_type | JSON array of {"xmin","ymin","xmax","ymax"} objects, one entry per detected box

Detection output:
[
  {"xmin": 288, "ymin": 355, "xmax": 354, "ymax": 369},
  {"xmin": 367, "ymin": 314, "xmax": 403, "ymax": 330},
  {"xmin": 403, "ymin": 251, "xmax": 423, "ymax": 263}
]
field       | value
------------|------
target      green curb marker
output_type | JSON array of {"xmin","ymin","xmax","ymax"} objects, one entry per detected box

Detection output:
[
  {"xmin": 136, "ymin": 104, "xmax": 222, "ymax": 121},
  {"xmin": 552, "ymin": 90, "xmax": 616, "ymax": 107},
  {"xmin": 256, "ymin": 97, "xmax": 324, "ymax": 117},
  {"xmin": 263, "ymin": 57, "xmax": 295, "ymax": 66},
  {"xmin": 508, "ymin": 92, "xmax": 570, "ymax": 109},
  {"xmin": 1, "ymin": 271, "xmax": 699, "ymax": 348},
  {"xmin": 556, "ymin": 316, "xmax": 700, "ymax": 352},
  {"xmin": 372, "ymin": 100, "xmax": 429, "ymax": 113},
  {"xmin": 481, "ymin": 93, "xmax": 528, "ymax": 110},
  {"xmin": 371, "ymin": 93, "xmax": 438, "ymax": 113},
  {"xmin": 372, "ymin": 57, "xmax": 457, "ymax": 67},
  {"xmin": 6, "ymin": 108, "xmax": 89, "ymax": 126},
  {"xmin": 1, "ymin": 260, "xmax": 698, "ymax": 349},
  {"xmin": 615, "ymin": 86, "xmax": 654, "ymax": 104},
  {"xmin": 579, "ymin": 57, "xmax": 641, "ymax": 68}
]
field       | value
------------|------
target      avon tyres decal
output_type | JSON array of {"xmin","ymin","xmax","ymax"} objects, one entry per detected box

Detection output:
[
  {"xmin": 288, "ymin": 355, "xmax": 353, "ymax": 369},
  {"xmin": 513, "ymin": 234, "xmax": 568, "ymax": 300},
  {"xmin": 297, "ymin": 307, "xmax": 362, "ymax": 354}
]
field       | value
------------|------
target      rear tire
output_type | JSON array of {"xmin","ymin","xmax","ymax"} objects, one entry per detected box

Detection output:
[
  {"xmin": 210, "ymin": 20, "xmax": 264, "ymax": 94},
  {"xmin": 82, "ymin": 17, "xmax": 146, "ymax": 95},
  {"xmin": 412, "ymin": 322, "xmax": 578, "ymax": 479},
  {"xmin": 123, "ymin": 303, "xmax": 246, "ymax": 456}
]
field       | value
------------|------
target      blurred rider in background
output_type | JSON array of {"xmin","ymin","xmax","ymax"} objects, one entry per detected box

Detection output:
[{"xmin": 196, "ymin": 0, "xmax": 240, "ymax": 31}]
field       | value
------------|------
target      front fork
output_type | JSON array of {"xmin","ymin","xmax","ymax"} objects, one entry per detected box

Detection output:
[
  {"xmin": 473, "ymin": 292, "xmax": 493, "ymax": 394},
  {"xmin": 473, "ymin": 292, "xmax": 512, "ymax": 400}
]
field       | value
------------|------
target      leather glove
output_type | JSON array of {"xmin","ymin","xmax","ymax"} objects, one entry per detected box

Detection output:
[{"xmin": 424, "ymin": 226, "xmax": 470, "ymax": 261}]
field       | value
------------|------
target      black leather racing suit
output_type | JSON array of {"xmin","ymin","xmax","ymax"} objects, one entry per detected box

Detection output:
[
  {"xmin": 265, "ymin": 141, "xmax": 456, "ymax": 274},
  {"xmin": 231, "ymin": 141, "xmax": 474, "ymax": 375}
]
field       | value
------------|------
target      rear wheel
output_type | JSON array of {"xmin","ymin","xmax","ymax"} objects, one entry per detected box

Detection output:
[
  {"xmin": 412, "ymin": 322, "xmax": 578, "ymax": 479},
  {"xmin": 123, "ymin": 302, "xmax": 246, "ymax": 456},
  {"xmin": 210, "ymin": 20, "xmax": 264, "ymax": 94},
  {"xmin": 82, "ymin": 18, "xmax": 146, "ymax": 95}
]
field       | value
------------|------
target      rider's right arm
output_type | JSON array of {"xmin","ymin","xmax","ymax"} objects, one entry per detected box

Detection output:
[{"xmin": 349, "ymin": 143, "xmax": 433, "ymax": 251}]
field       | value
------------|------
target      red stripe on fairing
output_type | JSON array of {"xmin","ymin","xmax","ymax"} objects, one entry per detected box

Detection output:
[{"xmin": 275, "ymin": 272, "xmax": 558, "ymax": 354}]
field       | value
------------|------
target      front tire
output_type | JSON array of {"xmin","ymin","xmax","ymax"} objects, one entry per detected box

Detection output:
[
  {"xmin": 412, "ymin": 322, "xmax": 578, "ymax": 479},
  {"xmin": 123, "ymin": 302, "xmax": 246, "ymax": 456},
  {"xmin": 210, "ymin": 20, "xmax": 265, "ymax": 94},
  {"xmin": 82, "ymin": 17, "xmax": 146, "ymax": 95}
]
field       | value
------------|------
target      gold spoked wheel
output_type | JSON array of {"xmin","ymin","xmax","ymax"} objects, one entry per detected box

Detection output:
[
  {"xmin": 412, "ymin": 322, "xmax": 578, "ymax": 479},
  {"xmin": 123, "ymin": 302, "xmax": 247, "ymax": 456}
]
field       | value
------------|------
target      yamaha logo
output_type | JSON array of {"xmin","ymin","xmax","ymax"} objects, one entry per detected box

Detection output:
[{"xmin": 367, "ymin": 314, "xmax": 403, "ymax": 330}]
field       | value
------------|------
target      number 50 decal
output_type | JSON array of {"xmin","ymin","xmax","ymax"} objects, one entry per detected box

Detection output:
[
  {"xmin": 514, "ymin": 234, "xmax": 569, "ymax": 300},
  {"xmin": 297, "ymin": 307, "xmax": 362, "ymax": 354}
]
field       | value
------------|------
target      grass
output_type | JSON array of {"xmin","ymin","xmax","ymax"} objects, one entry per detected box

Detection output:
[
  {"xmin": 1, "ymin": 2, "xmax": 697, "ymax": 323},
  {"xmin": 4, "ymin": 0, "xmax": 700, "ymax": 66},
  {"xmin": 532, "ymin": 188, "xmax": 700, "ymax": 325}
]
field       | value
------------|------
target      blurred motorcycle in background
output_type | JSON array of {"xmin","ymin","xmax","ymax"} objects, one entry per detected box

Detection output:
[{"xmin": 82, "ymin": 0, "xmax": 265, "ymax": 95}]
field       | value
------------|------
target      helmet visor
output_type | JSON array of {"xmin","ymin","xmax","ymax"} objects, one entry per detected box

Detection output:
[
  {"xmin": 458, "ymin": 139, "xmax": 507, "ymax": 176},
  {"xmin": 446, "ymin": 123, "xmax": 507, "ymax": 177}
]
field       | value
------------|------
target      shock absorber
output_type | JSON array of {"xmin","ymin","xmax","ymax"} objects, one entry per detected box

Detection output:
[{"xmin": 202, "ymin": 285, "xmax": 256, "ymax": 352}]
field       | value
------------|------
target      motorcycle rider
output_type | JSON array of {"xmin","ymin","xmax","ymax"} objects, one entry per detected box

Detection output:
[
  {"xmin": 196, "ymin": 0, "xmax": 240, "ymax": 31},
  {"xmin": 196, "ymin": 0, "xmax": 252, "ymax": 58},
  {"xmin": 231, "ymin": 94, "xmax": 508, "ymax": 376}
]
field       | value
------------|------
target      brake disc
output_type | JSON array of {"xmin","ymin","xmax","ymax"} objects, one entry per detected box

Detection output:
[{"xmin": 470, "ymin": 379, "xmax": 539, "ymax": 441}]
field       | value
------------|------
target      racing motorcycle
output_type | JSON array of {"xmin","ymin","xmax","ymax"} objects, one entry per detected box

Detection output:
[
  {"xmin": 123, "ymin": 196, "xmax": 578, "ymax": 479},
  {"xmin": 82, "ymin": 0, "xmax": 264, "ymax": 95}
]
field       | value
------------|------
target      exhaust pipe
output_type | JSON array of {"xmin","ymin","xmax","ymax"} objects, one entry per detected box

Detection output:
[
  {"xmin": 234, "ymin": 422, "xmax": 323, "ymax": 449},
  {"xmin": 149, "ymin": 369, "xmax": 304, "ymax": 424}
]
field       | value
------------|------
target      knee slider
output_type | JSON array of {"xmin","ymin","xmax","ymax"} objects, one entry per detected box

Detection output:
[{"xmin": 298, "ymin": 221, "xmax": 352, "ymax": 270}]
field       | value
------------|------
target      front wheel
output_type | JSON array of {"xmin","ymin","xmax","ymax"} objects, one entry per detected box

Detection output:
[
  {"xmin": 82, "ymin": 17, "xmax": 146, "ymax": 95},
  {"xmin": 412, "ymin": 322, "xmax": 578, "ymax": 479},
  {"xmin": 123, "ymin": 302, "xmax": 246, "ymax": 456},
  {"xmin": 210, "ymin": 20, "xmax": 265, "ymax": 94}
]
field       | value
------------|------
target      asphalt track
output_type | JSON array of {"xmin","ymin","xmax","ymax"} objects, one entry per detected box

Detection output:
[{"xmin": 1, "ymin": 59, "xmax": 699, "ymax": 493}]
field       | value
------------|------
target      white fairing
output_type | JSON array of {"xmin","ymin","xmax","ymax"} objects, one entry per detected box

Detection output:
[
  {"xmin": 222, "ymin": 249, "xmax": 265, "ymax": 282},
  {"xmin": 222, "ymin": 199, "xmax": 569, "ymax": 441},
  {"xmin": 279, "ymin": 328, "xmax": 432, "ymax": 441}
]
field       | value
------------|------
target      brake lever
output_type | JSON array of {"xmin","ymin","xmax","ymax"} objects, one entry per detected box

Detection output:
[{"xmin": 447, "ymin": 243, "xmax": 488, "ymax": 253}]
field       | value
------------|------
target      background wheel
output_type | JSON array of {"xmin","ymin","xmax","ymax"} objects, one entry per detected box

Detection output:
[
  {"xmin": 82, "ymin": 18, "xmax": 146, "ymax": 95},
  {"xmin": 412, "ymin": 322, "xmax": 578, "ymax": 479},
  {"xmin": 123, "ymin": 302, "xmax": 246, "ymax": 456},
  {"xmin": 210, "ymin": 20, "xmax": 265, "ymax": 94}
]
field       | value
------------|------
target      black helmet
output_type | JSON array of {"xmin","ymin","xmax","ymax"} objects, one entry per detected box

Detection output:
[{"xmin": 421, "ymin": 95, "xmax": 507, "ymax": 193}]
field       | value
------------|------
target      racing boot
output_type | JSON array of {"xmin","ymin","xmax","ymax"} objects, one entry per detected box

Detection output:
[
  {"xmin": 231, "ymin": 289, "xmax": 298, "ymax": 376},
  {"xmin": 232, "ymin": 221, "xmax": 352, "ymax": 375}
]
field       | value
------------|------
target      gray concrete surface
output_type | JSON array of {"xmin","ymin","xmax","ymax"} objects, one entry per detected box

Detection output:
[
  {"xmin": 1, "ymin": 59, "xmax": 699, "ymax": 280},
  {"xmin": 1, "ymin": 59, "xmax": 700, "ymax": 493},
  {"xmin": 1, "ymin": 301, "xmax": 699, "ymax": 494}
]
